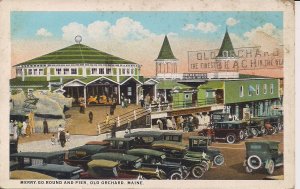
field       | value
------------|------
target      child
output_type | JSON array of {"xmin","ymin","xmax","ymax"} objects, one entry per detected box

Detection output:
[
  {"xmin": 51, "ymin": 134, "xmax": 56, "ymax": 145},
  {"xmin": 66, "ymin": 131, "xmax": 70, "ymax": 142}
]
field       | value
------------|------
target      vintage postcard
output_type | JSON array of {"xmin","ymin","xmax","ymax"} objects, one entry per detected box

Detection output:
[{"xmin": 0, "ymin": 0, "xmax": 295, "ymax": 188}]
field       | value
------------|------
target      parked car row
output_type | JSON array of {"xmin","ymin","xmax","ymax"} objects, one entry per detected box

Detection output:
[
  {"xmin": 10, "ymin": 131, "xmax": 225, "ymax": 180},
  {"xmin": 198, "ymin": 115, "xmax": 283, "ymax": 144}
]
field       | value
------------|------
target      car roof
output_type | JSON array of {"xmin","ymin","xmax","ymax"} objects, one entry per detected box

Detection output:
[
  {"xmin": 124, "ymin": 131, "xmax": 163, "ymax": 138},
  {"xmin": 161, "ymin": 131, "xmax": 183, "ymax": 136},
  {"xmin": 189, "ymin": 136, "xmax": 210, "ymax": 140},
  {"xmin": 152, "ymin": 141, "xmax": 186, "ymax": 151},
  {"xmin": 68, "ymin": 144, "xmax": 107, "ymax": 154},
  {"xmin": 10, "ymin": 170, "xmax": 55, "ymax": 179},
  {"xmin": 104, "ymin": 137, "xmax": 133, "ymax": 142},
  {"xmin": 127, "ymin": 148, "xmax": 165, "ymax": 157},
  {"xmin": 88, "ymin": 160, "xmax": 119, "ymax": 168},
  {"xmin": 25, "ymin": 164, "xmax": 82, "ymax": 173},
  {"xmin": 92, "ymin": 152, "xmax": 140, "ymax": 162},
  {"xmin": 245, "ymin": 141, "xmax": 280, "ymax": 149},
  {"xmin": 215, "ymin": 120, "xmax": 246, "ymax": 124},
  {"xmin": 10, "ymin": 151, "xmax": 65, "ymax": 158}
]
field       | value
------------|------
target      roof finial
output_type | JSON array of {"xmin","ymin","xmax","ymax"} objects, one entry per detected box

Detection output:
[{"xmin": 75, "ymin": 35, "xmax": 82, "ymax": 44}]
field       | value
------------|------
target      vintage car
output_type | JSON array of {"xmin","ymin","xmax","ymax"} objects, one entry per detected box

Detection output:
[
  {"xmin": 257, "ymin": 115, "xmax": 283, "ymax": 133},
  {"xmin": 211, "ymin": 112, "xmax": 230, "ymax": 124},
  {"xmin": 127, "ymin": 148, "xmax": 189, "ymax": 180},
  {"xmin": 244, "ymin": 141, "xmax": 283, "ymax": 175},
  {"xmin": 103, "ymin": 138, "xmax": 135, "ymax": 153},
  {"xmin": 188, "ymin": 136, "xmax": 224, "ymax": 166},
  {"xmin": 247, "ymin": 117, "xmax": 268, "ymax": 137},
  {"xmin": 80, "ymin": 160, "xmax": 140, "ymax": 179},
  {"xmin": 10, "ymin": 170, "xmax": 55, "ymax": 179},
  {"xmin": 24, "ymin": 164, "xmax": 83, "ymax": 179},
  {"xmin": 199, "ymin": 121, "xmax": 248, "ymax": 144},
  {"xmin": 10, "ymin": 151, "xmax": 65, "ymax": 169},
  {"xmin": 151, "ymin": 141, "xmax": 210, "ymax": 179},
  {"xmin": 251, "ymin": 117, "xmax": 277, "ymax": 135},
  {"xmin": 91, "ymin": 152, "xmax": 167, "ymax": 179},
  {"xmin": 64, "ymin": 144, "xmax": 107, "ymax": 170},
  {"xmin": 124, "ymin": 131, "xmax": 183, "ymax": 148},
  {"xmin": 10, "ymin": 135, "xmax": 18, "ymax": 154}
]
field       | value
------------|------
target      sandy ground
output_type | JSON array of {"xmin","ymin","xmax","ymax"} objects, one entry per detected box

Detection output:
[{"xmin": 19, "ymin": 104, "xmax": 140, "ymax": 144}]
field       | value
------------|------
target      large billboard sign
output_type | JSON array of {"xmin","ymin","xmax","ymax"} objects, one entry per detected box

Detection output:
[{"xmin": 188, "ymin": 46, "xmax": 283, "ymax": 72}]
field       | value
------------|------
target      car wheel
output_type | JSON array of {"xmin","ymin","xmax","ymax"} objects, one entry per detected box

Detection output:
[
  {"xmin": 226, "ymin": 134, "xmax": 236, "ymax": 144},
  {"xmin": 278, "ymin": 123, "xmax": 283, "ymax": 131},
  {"xmin": 247, "ymin": 155, "xmax": 262, "ymax": 170},
  {"xmin": 200, "ymin": 161, "xmax": 209, "ymax": 171},
  {"xmin": 266, "ymin": 159, "xmax": 275, "ymax": 175},
  {"xmin": 169, "ymin": 171, "xmax": 182, "ymax": 180},
  {"xmin": 261, "ymin": 127, "xmax": 267, "ymax": 136},
  {"xmin": 245, "ymin": 166, "xmax": 253, "ymax": 173},
  {"xmin": 251, "ymin": 128, "xmax": 259, "ymax": 137},
  {"xmin": 213, "ymin": 154, "xmax": 225, "ymax": 166},
  {"xmin": 272, "ymin": 127, "xmax": 278, "ymax": 135},
  {"xmin": 239, "ymin": 130, "xmax": 244, "ymax": 140},
  {"xmin": 191, "ymin": 165, "xmax": 205, "ymax": 179}
]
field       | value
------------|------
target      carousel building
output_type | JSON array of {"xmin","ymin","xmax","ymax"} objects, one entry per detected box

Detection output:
[{"xmin": 10, "ymin": 36, "xmax": 147, "ymax": 105}]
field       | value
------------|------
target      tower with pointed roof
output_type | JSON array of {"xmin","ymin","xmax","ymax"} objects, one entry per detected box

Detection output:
[
  {"xmin": 216, "ymin": 27, "xmax": 237, "ymax": 59},
  {"xmin": 155, "ymin": 35, "xmax": 178, "ymax": 79}
]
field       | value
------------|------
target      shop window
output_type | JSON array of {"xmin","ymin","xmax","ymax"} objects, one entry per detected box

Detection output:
[
  {"xmin": 185, "ymin": 94, "xmax": 190, "ymax": 99},
  {"xmin": 63, "ymin": 68, "xmax": 70, "ymax": 75},
  {"xmin": 91, "ymin": 68, "xmax": 97, "ymax": 74},
  {"xmin": 263, "ymin": 84, "xmax": 267, "ymax": 94},
  {"xmin": 256, "ymin": 84, "xmax": 259, "ymax": 95},
  {"xmin": 56, "ymin": 68, "xmax": 62, "ymax": 75},
  {"xmin": 71, "ymin": 68, "xmax": 77, "ymax": 75},
  {"xmin": 28, "ymin": 69, "xmax": 32, "ymax": 75},
  {"xmin": 127, "ymin": 87, "xmax": 132, "ymax": 96},
  {"xmin": 206, "ymin": 91, "xmax": 209, "ymax": 98},
  {"xmin": 240, "ymin": 86, "xmax": 244, "ymax": 97},
  {"xmin": 99, "ymin": 68, "xmax": 104, "ymax": 74},
  {"xmin": 270, "ymin": 84, "xmax": 274, "ymax": 94},
  {"xmin": 106, "ymin": 68, "xmax": 112, "ymax": 75}
]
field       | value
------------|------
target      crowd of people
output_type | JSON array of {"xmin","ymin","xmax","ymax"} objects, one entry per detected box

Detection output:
[{"xmin": 155, "ymin": 113, "xmax": 211, "ymax": 131}]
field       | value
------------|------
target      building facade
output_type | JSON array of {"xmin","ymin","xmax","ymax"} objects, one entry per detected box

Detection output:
[{"xmin": 11, "ymin": 40, "xmax": 144, "ymax": 105}]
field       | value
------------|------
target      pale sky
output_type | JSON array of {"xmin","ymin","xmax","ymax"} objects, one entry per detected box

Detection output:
[{"xmin": 11, "ymin": 11, "xmax": 283, "ymax": 77}]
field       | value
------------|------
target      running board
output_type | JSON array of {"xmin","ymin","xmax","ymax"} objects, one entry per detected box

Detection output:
[{"xmin": 275, "ymin": 163, "xmax": 283, "ymax": 167}]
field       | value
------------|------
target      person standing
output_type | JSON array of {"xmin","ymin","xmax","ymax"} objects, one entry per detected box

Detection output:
[
  {"xmin": 59, "ymin": 130, "xmax": 66, "ymax": 147},
  {"xmin": 89, "ymin": 111, "xmax": 93, "ymax": 123},
  {"xmin": 127, "ymin": 119, "xmax": 132, "ymax": 134},
  {"xmin": 57, "ymin": 124, "xmax": 64, "ymax": 139},
  {"xmin": 105, "ymin": 113, "xmax": 110, "ymax": 126},
  {"xmin": 43, "ymin": 119, "xmax": 49, "ymax": 134},
  {"xmin": 22, "ymin": 120, "xmax": 27, "ymax": 137},
  {"xmin": 121, "ymin": 93, "xmax": 125, "ymax": 108},
  {"xmin": 110, "ymin": 103, "xmax": 116, "ymax": 116},
  {"xmin": 139, "ymin": 94, "xmax": 144, "ymax": 108},
  {"xmin": 157, "ymin": 119, "xmax": 163, "ymax": 130},
  {"xmin": 9, "ymin": 120, "xmax": 14, "ymax": 135},
  {"xmin": 17, "ymin": 121, "xmax": 23, "ymax": 137},
  {"xmin": 111, "ymin": 120, "xmax": 117, "ymax": 138}
]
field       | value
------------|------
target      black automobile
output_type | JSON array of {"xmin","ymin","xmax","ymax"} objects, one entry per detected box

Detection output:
[
  {"xmin": 127, "ymin": 148, "xmax": 190, "ymax": 180},
  {"xmin": 10, "ymin": 151, "xmax": 65, "ymax": 170},
  {"xmin": 91, "ymin": 152, "xmax": 167, "ymax": 179},
  {"xmin": 24, "ymin": 164, "xmax": 83, "ymax": 179},
  {"xmin": 64, "ymin": 144, "xmax": 107, "ymax": 170},
  {"xmin": 151, "ymin": 141, "xmax": 211, "ymax": 179},
  {"xmin": 124, "ymin": 131, "xmax": 183, "ymax": 148},
  {"xmin": 244, "ymin": 141, "xmax": 283, "ymax": 175},
  {"xmin": 188, "ymin": 136, "xmax": 224, "ymax": 166}
]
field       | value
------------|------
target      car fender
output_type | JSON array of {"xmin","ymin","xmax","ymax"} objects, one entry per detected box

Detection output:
[{"xmin": 265, "ymin": 159, "xmax": 273, "ymax": 169}]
